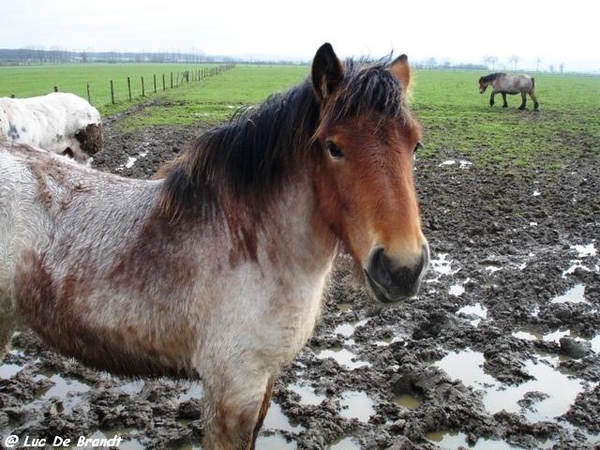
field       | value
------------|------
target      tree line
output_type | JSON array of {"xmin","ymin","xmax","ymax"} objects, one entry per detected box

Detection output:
[{"xmin": 0, "ymin": 48, "xmax": 237, "ymax": 65}]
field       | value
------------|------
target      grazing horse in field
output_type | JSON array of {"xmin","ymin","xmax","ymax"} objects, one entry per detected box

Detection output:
[
  {"xmin": 0, "ymin": 92, "xmax": 104, "ymax": 164},
  {"xmin": 0, "ymin": 43, "xmax": 429, "ymax": 450},
  {"xmin": 479, "ymin": 73, "xmax": 539, "ymax": 111}
]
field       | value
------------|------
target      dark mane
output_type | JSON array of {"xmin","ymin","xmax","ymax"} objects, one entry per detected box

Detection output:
[
  {"xmin": 324, "ymin": 57, "xmax": 406, "ymax": 124},
  {"xmin": 158, "ymin": 57, "xmax": 407, "ymax": 222},
  {"xmin": 481, "ymin": 72, "xmax": 506, "ymax": 83},
  {"xmin": 158, "ymin": 81, "xmax": 318, "ymax": 221}
]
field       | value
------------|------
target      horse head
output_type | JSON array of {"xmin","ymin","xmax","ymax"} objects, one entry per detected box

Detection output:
[
  {"xmin": 479, "ymin": 76, "xmax": 489, "ymax": 93},
  {"xmin": 311, "ymin": 43, "xmax": 429, "ymax": 303}
]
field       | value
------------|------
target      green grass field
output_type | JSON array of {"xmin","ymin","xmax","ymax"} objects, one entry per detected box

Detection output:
[
  {"xmin": 0, "ymin": 63, "xmax": 221, "ymax": 115},
  {"xmin": 117, "ymin": 65, "xmax": 309, "ymax": 129},
  {"xmin": 2, "ymin": 63, "xmax": 599, "ymax": 170},
  {"xmin": 411, "ymin": 70, "xmax": 600, "ymax": 168}
]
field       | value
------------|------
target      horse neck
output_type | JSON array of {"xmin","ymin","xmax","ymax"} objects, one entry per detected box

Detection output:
[{"xmin": 212, "ymin": 166, "xmax": 338, "ymax": 275}]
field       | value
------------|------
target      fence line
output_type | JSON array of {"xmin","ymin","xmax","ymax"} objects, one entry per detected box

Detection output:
[
  {"xmin": 39, "ymin": 64, "xmax": 235, "ymax": 107},
  {"xmin": 101, "ymin": 64, "xmax": 235, "ymax": 106}
]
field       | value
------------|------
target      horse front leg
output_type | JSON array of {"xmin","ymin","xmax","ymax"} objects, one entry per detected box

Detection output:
[
  {"xmin": 250, "ymin": 375, "xmax": 276, "ymax": 449},
  {"xmin": 489, "ymin": 92, "xmax": 495, "ymax": 107},
  {"xmin": 0, "ymin": 290, "xmax": 16, "ymax": 361},
  {"xmin": 501, "ymin": 92, "xmax": 508, "ymax": 108},
  {"xmin": 202, "ymin": 370, "xmax": 276, "ymax": 450}
]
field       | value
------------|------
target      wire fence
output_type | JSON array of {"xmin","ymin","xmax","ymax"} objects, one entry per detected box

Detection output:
[{"xmin": 33, "ymin": 64, "xmax": 235, "ymax": 107}]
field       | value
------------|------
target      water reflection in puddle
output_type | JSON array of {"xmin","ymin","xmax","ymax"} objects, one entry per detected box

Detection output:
[
  {"xmin": 449, "ymin": 284, "xmax": 465, "ymax": 296},
  {"xmin": 263, "ymin": 401, "xmax": 304, "ymax": 432},
  {"xmin": 289, "ymin": 383, "xmax": 326, "ymax": 406},
  {"xmin": 592, "ymin": 335, "xmax": 600, "ymax": 353},
  {"xmin": 426, "ymin": 430, "xmax": 530, "ymax": 450},
  {"xmin": 336, "ymin": 302, "xmax": 353, "ymax": 313},
  {"xmin": 31, "ymin": 373, "xmax": 91, "ymax": 414},
  {"xmin": 435, "ymin": 349, "xmax": 589, "ymax": 422},
  {"xmin": 333, "ymin": 318, "xmax": 369, "ymax": 338},
  {"xmin": 457, "ymin": 303, "xmax": 487, "ymax": 327},
  {"xmin": 551, "ymin": 284, "xmax": 588, "ymax": 304},
  {"xmin": 439, "ymin": 159, "xmax": 472, "ymax": 169},
  {"xmin": 117, "ymin": 151, "xmax": 148, "ymax": 171},
  {"xmin": 395, "ymin": 394, "xmax": 421, "ymax": 410},
  {"xmin": 514, "ymin": 328, "xmax": 600, "ymax": 354},
  {"xmin": 429, "ymin": 253, "xmax": 460, "ymax": 277},
  {"xmin": 563, "ymin": 242, "xmax": 598, "ymax": 276},
  {"xmin": 256, "ymin": 434, "xmax": 296, "ymax": 449},
  {"xmin": 339, "ymin": 390, "xmax": 375, "ymax": 422},
  {"xmin": 315, "ymin": 347, "xmax": 371, "ymax": 370},
  {"xmin": 0, "ymin": 362, "xmax": 22, "ymax": 378},
  {"xmin": 176, "ymin": 382, "xmax": 203, "ymax": 402},
  {"xmin": 119, "ymin": 380, "xmax": 145, "ymax": 395},
  {"xmin": 337, "ymin": 302, "xmax": 352, "ymax": 313},
  {"xmin": 255, "ymin": 401, "xmax": 303, "ymax": 450},
  {"xmin": 328, "ymin": 436, "xmax": 361, "ymax": 449}
]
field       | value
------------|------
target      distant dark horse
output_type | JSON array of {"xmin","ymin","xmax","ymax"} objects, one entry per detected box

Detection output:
[{"xmin": 479, "ymin": 73, "xmax": 539, "ymax": 111}]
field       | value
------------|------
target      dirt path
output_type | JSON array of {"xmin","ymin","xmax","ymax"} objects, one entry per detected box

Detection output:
[{"xmin": 1, "ymin": 115, "xmax": 599, "ymax": 450}]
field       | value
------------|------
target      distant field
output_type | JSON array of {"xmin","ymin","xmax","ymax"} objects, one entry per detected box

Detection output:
[
  {"xmin": 0, "ymin": 63, "xmax": 221, "ymax": 114},
  {"xmin": 0, "ymin": 63, "xmax": 309, "ymax": 118},
  {"xmin": 2, "ymin": 63, "xmax": 599, "ymax": 169},
  {"xmin": 410, "ymin": 70, "xmax": 600, "ymax": 167},
  {"xmin": 118, "ymin": 65, "xmax": 309, "ymax": 129}
]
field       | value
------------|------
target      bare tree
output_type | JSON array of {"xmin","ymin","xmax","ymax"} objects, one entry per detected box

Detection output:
[
  {"xmin": 508, "ymin": 55, "xmax": 519, "ymax": 71},
  {"xmin": 484, "ymin": 55, "xmax": 498, "ymax": 71},
  {"xmin": 536, "ymin": 56, "xmax": 543, "ymax": 72},
  {"xmin": 426, "ymin": 57, "xmax": 437, "ymax": 68}
]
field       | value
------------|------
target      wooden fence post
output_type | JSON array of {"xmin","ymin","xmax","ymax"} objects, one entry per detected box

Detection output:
[
  {"xmin": 127, "ymin": 77, "xmax": 132, "ymax": 101},
  {"xmin": 87, "ymin": 83, "xmax": 91, "ymax": 104},
  {"xmin": 110, "ymin": 80, "xmax": 115, "ymax": 105},
  {"xmin": 162, "ymin": 74, "xmax": 166, "ymax": 90},
  {"xmin": 153, "ymin": 74, "xmax": 157, "ymax": 93},
  {"xmin": 141, "ymin": 76, "xmax": 145, "ymax": 97}
]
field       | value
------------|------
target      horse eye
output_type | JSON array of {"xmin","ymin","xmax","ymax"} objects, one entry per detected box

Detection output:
[
  {"xmin": 326, "ymin": 140, "xmax": 344, "ymax": 159},
  {"xmin": 414, "ymin": 141, "xmax": 424, "ymax": 153}
]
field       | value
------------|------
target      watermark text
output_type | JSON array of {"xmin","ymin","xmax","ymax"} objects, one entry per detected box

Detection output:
[{"xmin": 3, "ymin": 434, "xmax": 123, "ymax": 448}]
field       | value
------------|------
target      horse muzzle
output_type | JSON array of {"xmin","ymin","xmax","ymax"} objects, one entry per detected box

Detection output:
[{"xmin": 363, "ymin": 244, "xmax": 429, "ymax": 303}]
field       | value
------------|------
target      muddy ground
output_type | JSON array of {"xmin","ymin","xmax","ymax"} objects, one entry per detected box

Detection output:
[{"xmin": 1, "ymin": 105, "xmax": 599, "ymax": 450}]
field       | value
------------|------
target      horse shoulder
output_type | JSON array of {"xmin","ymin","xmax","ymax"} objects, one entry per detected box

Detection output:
[{"xmin": 0, "ymin": 148, "xmax": 55, "ymax": 280}]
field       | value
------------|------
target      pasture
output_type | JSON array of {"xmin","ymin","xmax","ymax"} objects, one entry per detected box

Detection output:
[
  {"xmin": 1, "ymin": 62, "xmax": 599, "ymax": 449},
  {"xmin": 0, "ymin": 63, "xmax": 224, "ymax": 115},
  {"xmin": 3, "ymin": 63, "xmax": 599, "ymax": 169}
]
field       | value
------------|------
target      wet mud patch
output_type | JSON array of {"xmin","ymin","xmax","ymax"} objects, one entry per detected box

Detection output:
[{"xmin": 1, "ymin": 115, "xmax": 599, "ymax": 449}]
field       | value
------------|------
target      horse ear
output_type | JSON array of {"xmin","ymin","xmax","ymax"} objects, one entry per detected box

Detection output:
[
  {"xmin": 312, "ymin": 43, "xmax": 344, "ymax": 102},
  {"xmin": 390, "ymin": 54, "xmax": 411, "ymax": 91}
]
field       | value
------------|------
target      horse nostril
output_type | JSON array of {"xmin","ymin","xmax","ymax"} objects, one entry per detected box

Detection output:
[
  {"xmin": 365, "ymin": 246, "xmax": 428, "ymax": 303},
  {"xmin": 369, "ymin": 247, "xmax": 393, "ymax": 287}
]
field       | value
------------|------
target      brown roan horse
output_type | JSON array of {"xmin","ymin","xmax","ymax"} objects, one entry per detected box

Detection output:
[
  {"xmin": 0, "ymin": 43, "xmax": 429, "ymax": 449},
  {"xmin": 479, "ymin": 72, "xmax": 539, "ymax": 111}
]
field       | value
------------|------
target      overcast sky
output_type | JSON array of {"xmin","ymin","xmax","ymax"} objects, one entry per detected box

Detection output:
[{"xmin": 3, "ymin": 0, "xmax": 598, "ymax": 72}]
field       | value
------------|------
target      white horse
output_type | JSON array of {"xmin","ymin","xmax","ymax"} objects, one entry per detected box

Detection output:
[{"xmin": 0, "ymin": 92, "xmax": 104, "ymax": 164}]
